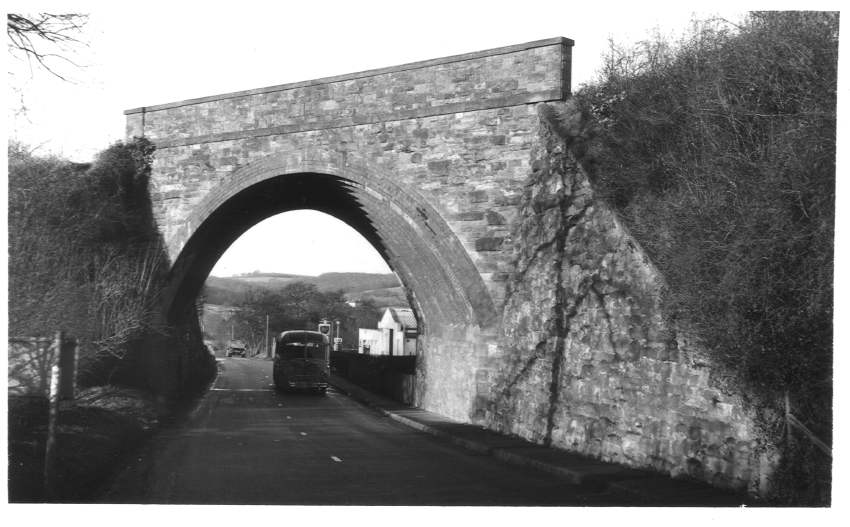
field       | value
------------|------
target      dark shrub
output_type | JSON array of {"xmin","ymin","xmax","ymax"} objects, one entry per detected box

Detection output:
[
  {"xmin": 572, "ymin": 11, "xmax": 836, "ymax": 504},
  {"xmin": 8, "ymin": 138, "xmax": 211, "ymax": 391}
]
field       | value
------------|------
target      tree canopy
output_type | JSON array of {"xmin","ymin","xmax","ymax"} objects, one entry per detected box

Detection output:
[{"xmin": 203, "ymin": 282, "xmax": 382, "ymax": 354}]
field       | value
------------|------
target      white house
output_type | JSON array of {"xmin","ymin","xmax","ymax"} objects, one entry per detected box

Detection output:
[
  {"xmin": 358, "ymin": 307, "xmax": 418, "ymax": 356},
  {"xmin": 358, "ymin": 328, "xmax": 382, "ymax": 355}
]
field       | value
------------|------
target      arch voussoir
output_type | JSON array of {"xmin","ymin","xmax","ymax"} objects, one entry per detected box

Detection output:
[{"xmin": 164, "ymin": 151, "xmax": 497, "ymax": 339}]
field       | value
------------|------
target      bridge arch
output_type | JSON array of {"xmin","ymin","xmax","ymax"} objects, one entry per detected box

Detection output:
[{"xmin": 161, "ymin": 151, "xmax": 499, "ymax": 339}]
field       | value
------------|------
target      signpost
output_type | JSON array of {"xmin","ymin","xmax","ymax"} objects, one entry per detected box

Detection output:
[{"xmin": 318, "ymin": 319, "xmax": 331, "ymax": 337}]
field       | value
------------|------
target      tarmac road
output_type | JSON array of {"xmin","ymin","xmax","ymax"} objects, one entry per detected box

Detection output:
[{"xmin": 94, "ymin": 357, "xmax": 620, "ymax": 505}]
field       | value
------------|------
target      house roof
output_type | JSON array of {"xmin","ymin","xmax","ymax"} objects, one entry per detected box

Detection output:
[{"xmin": 386, "ymin": 307, "xmax": 418, "ymax": 330}]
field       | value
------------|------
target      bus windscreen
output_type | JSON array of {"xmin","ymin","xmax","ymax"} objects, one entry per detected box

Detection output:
[{"xmin": 278, "ymin": 333, "xmax": 327, "ymax": 359}]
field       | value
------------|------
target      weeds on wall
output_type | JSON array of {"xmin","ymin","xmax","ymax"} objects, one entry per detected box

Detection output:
[
  {"xmin": 569, "ymin": 11, "xmax": 836, "ymax": 504},
  {"xmin": 8, "ymin": 138, "xmax": 184, "ymax": 387}
]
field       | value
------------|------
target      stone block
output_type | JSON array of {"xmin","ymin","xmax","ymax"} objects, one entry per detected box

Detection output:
[
  {"xmin": 485, "ymin": 210, "xmax": 506, "ymax": 225},
  {"xmin": 475, "ymin": 237, "xmax": 504, "ymax": 252},
  {"xmin": 427, "ymin": 160, "xmax": 451, "ymax": 174},
  {"xmin": 455, "ymin": 211, "xmax": 485, "ymax": 221}
]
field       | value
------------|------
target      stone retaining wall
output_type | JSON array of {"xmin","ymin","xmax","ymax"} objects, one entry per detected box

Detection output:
[{"xmin": 473, "ymin": 104, "xmax": 771, "ymax": 494}]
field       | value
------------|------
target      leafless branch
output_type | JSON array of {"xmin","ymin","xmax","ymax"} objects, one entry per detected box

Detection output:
[{"xmin": 7, "ymin": 13, "xmax": 88, "ymax": 81}]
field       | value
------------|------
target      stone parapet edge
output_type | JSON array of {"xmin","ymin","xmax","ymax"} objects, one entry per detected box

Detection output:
[
  {"xmin": 125, "ymin": 37, "xmax": 573, "ymax": 115},
  {"xmin": 148, "ymin": 90, "xmax": 561, "ymax": 148}
]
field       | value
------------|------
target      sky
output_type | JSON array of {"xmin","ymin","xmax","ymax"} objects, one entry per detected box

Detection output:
[{"xmin": 4, "ymin": 0, "xmax": 840, "ymax": 278}]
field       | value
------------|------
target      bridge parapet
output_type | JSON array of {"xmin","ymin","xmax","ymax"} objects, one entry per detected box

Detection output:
[{"xmin": 126, "ymin": 37, "xmax": 571, "ymax": 147}]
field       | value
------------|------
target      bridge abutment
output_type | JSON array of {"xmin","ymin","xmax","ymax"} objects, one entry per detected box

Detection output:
[{"xmin": 481, "ymin": 104, "xmax": 770, "ymax": 493}]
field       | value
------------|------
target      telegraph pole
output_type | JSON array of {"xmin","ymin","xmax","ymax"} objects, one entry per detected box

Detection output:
[
  {"xmin": 265, "ymin": 314, "xmax": 270, "ymax": 358},
  {"xmin": 334, "ymin": 319, "xmax": 341, "ymax": 351}
]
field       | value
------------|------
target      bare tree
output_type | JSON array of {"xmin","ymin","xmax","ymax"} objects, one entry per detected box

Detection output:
[{"xmin": 7, "ymin": 13, "xmax": 88, "ymax": 80}]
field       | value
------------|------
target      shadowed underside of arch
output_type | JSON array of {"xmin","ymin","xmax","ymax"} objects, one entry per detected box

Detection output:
[{"xmin": 161, "ymin": 156, "xmax": 498, "ymax": 338}]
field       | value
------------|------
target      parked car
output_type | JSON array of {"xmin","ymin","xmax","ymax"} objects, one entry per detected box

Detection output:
[{"xmin": 226, "ymin": 340, "xmax": 247, "ymax": 357}]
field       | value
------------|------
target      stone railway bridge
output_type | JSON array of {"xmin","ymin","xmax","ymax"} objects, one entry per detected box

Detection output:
[{"xmin": 127, "ymin": 38, "xmax": 770, "ymax": 494}]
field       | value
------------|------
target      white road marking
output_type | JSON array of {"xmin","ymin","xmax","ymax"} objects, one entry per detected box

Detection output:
[
  {"xmin": 331, "ymin": 456, "xmax": 342, "ymax": 462},
  {"xmin": 211, "ymin": 388, "xmax": 271, "ymax": 392}
]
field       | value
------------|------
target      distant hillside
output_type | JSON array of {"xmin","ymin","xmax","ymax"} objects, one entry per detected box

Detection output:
[
  {"xmin": 346, "ymin": 287, "xmax": 408, "ymax": 309},
  {"xmin": 307, "ymin": 272, "xmax": 400, "ymax": 293},
  {"xmin": 206, "ymin": 274, "xmax": 304, "ymax": 292},
  {"xmin": 230, "ymin": 273, "xmax": 303, "ymax": 285},
  {"xmin": 202, "ymin": 272, "xmax": 403, "ymax": 306}
]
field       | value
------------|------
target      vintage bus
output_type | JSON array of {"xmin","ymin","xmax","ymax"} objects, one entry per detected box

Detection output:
[{"xmin": 273, "ymin": 330, "xmax": 330, "ymax": 393}]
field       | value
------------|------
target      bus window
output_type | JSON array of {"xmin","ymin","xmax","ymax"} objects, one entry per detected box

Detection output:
[
  {"xmin": 278, "ymin": 342, "xmax": 308, "ymax": 359},
  {"xmin": 305, "ymin": 341, "xmax": 327, "ymax": 359},
  {"xmin": 277, "ymin": 332, "xmax": 328, "ymax": 359}
]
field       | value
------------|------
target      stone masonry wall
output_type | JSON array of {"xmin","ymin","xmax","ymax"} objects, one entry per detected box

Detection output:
[{"xmin": 476, "ymin": 104, "xmax": 771, "ymax": 494}]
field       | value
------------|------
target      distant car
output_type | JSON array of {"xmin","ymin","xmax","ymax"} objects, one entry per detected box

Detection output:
[{"xmin": 226, "ymin": 340, "xmax": 247, "ymax": 357}]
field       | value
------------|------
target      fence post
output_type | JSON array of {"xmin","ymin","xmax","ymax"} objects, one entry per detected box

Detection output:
[
  {"xmin": 43, "ymin": 332, "xmax": 63, "ymax": 500},
  {"xmin": 43, "ymin": 331, "xmax": 77, "ymax": 500},
  {"xmin": 44, "ymin": 363, "xmax": 60, "ymax": 500}
]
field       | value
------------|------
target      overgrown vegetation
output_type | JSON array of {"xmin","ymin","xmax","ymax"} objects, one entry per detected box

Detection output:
[
  {"xmin": 570, "ymin": 12, "xmax": 836, "ymax": 504},
  {"xmin": 8, "ymin": 138, "xmax": 211, "ymax": 390}
]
